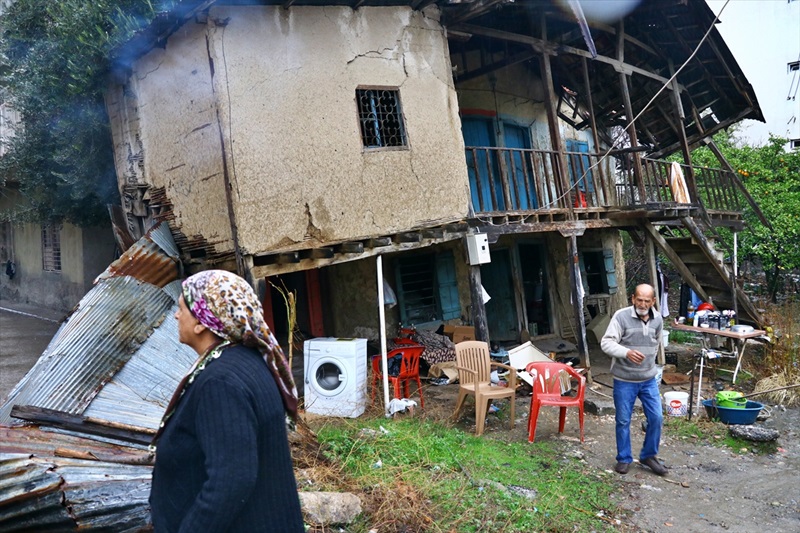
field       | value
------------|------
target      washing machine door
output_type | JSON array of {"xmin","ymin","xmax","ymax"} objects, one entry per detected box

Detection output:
[{"xmin": 309, "ymin": 357, "xmax": 349, "ymax": 397}]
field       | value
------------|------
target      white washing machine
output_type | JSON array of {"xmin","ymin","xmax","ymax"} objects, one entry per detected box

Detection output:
[{"xmin": 304, "ymin": 337, "xmax": 367, "ymax": 418}]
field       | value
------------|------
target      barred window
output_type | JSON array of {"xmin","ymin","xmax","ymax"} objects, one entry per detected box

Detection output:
[
  {"xmin": 41, "ymin": 224, "xmax": 61, "ymax": 272},
  {"xmin": 356, "ymin": 88, "xmax": 407, "ymax": 149}
]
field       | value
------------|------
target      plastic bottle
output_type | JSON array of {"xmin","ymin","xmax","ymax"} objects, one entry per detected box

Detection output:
[{"xmin": 687, "ymin": 303, "xmax": 695, "ymax": 321}]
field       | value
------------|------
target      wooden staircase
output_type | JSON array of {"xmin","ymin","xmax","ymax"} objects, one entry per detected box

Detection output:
[{"xmin": 642, "ymin": 219, "xmax": 763, "ymax": 326}]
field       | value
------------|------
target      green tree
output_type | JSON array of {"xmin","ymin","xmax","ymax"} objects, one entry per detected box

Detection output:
[
  {"xmin": 690, "ymin": 132, "xmax": 800, "ymax": 302},
  {"xmin": 0, "ymin": 0, "xmax": 165, "ymax": 226}
]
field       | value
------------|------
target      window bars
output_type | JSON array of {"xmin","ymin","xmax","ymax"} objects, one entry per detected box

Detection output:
[
  {"xmin": 356, "ymin": 89, "xmax": 407, "ymax": 149},
  {"xmin": 41, "ymin": 224, "xmax": 61, "ymax": 272}
]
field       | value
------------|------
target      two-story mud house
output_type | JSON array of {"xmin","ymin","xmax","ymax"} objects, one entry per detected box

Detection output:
[{"xmin": 104, "ymin": 0, "xmax": 766, "ymax": 369}]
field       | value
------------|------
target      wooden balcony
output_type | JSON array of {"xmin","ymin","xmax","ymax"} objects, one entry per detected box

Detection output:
[{"xmin": 464, "ymin": 146, "xmax": 747, "ymax": 227}]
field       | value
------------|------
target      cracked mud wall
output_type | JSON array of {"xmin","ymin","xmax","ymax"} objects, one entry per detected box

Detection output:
[
  {"xmin": 106, "ymin": 20, "xmax": 234, "ymax": 257},
  {"xmin": 205, "ymin": 5, "xmax": 469, "ymax": 254}
]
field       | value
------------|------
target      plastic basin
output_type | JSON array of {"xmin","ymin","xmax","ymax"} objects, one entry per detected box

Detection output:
[{"xmin": 702, "ymin": 399, "xmax": 763, "ymax": 424}]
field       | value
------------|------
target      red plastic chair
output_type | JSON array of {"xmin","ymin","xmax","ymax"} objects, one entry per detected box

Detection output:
[
  {"xmin": 371, "ymin": 345, "xmax": 426, "ymax": 408},
  {"xmin": 525, "ymin": 361, "xmax": 585, "ymax": 443}
]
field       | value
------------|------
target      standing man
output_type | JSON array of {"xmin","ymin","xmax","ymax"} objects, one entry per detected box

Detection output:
[{"xmin": 601, "ymin": 284, "xmax": 668, "ymax": 476}]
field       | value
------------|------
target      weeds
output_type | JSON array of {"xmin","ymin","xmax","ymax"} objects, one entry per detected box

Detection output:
[
  {"xmin": 662, "ymin": 416, "xmax": 778, "ymax": 455},
  {"xmin": 314, "ymin": 417, "xmax": 622, "ymax": 532}
]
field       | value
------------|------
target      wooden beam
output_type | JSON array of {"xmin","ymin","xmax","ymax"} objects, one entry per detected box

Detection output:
[
  {"xmin": 338, "ymin": 242, "xmax": 364, "ymax": 254},
  {"xmin": 456, "ymin": 50, "xmax": 537, "ymax": 83},
  {"xmin": 300, "ymin": 247, "xmax": 335, "ymax": 260},
  {"xmin": 394, "ymin": 232, "xmax": 422, "ymax": 244},
  {"xmin": 640, "ymin": 221, "xmax": 709, "ymax": 302},
  {"xmin": 11, "ymin": 405, "xmax": 154, "ymax": 446},
  {"xmin": 447, "ymin": 0, "xmax": 508, "ymax": 25},
  {"xmin": 581, "ymin": 57, "xmax": 615, "ymax": 205},
  {"xmin": 450, "ymin": 23, "xmax": 684, "ymax": 90},
  {"xmin": 468, "ymin": 263, "xmax": 489, "ymax": 342},
  {"xmin": 539, "ymin": 17, "xmax": 573, "ymax": 215},
  {"xmin": 368, "ymin": 237, "xmax": 392, "ymax": 248}
]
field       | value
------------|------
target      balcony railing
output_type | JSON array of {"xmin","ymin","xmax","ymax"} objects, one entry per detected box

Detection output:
[{"xmin": 464, "ymin": 146, "xmax": 744, "ymax": 216}]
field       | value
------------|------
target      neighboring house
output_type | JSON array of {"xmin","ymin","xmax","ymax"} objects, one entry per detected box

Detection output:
[
  {"xmin": 0, "ymin": 104, "xmax": 116, "ymax": 312},
  {"xmin": 0, "ymin": 184, "xmax": 117, "ymax": 313},
  {"xmin": 103, "ymin": 0, "xmax": 766, "ymax": 369}
]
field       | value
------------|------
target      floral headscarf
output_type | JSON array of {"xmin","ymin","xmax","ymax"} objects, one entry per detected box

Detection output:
[{"xmin": 180, "ymin": 269, "xmax": 298, "ymax": 420}]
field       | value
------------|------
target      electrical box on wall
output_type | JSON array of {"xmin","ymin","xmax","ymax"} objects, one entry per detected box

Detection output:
[{"xmin": 466, "ymin": 233, "xmax": 491, "ymax": 265}]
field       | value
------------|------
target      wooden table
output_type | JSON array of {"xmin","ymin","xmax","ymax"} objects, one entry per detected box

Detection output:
[{"xmin": 671, "ymin": 323, "xmax": 766, "ymax": 419}]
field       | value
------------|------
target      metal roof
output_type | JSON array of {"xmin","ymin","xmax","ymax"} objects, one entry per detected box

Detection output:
[
  {"xmin": 0, "ymin": 223, "xmax": 193, "ymax": 530},
  {"xmin": 0, "ymin": 222, "xmax": 191, "ymax": 428}
]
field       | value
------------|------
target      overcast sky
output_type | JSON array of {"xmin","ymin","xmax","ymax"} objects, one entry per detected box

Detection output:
[{"xmin": 705, "ymin": 0, "xmax": 800, "ymax": 145}]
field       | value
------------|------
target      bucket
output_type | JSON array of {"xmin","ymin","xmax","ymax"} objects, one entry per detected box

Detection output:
[
  {"xmin": 664, "ymin": 391, "xmax": 689, "ymax": 417},
  {"xmin": 662, "ymin": 330, "xmax": 670, "ymax": 348}
]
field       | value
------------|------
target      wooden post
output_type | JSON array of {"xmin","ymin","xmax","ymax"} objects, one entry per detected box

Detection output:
[
  {"xmin": 581, "ymin": 57, "xmax": 608, "ymax": 205},
  {"xmin": 540, "ymin": 16, "xmax": 573, "ymax": 214},
  {"xmin": 617, "ymin": 21, "xmax": 646, "ymax": 203},
  {"xmin": 645, "ymin": 234, "xmax": 665, "ymax": 365},
  {"xmin": 468, "ymin": 264, "xmax": 490, "ymax": 343},
  {"xmin": 668, "ymin": 62, "xmax": 698, "ymax": 203},
  {"xmin": 567, "ymin": 235, "xmax": 592, "ymax": 381}
]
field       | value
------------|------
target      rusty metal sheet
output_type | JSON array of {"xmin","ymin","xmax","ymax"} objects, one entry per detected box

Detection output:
[
  {"xmin": 83, "ymin": 288, "xmax": 196, "ymax": 431},
  {"xmin": 0, "ymin": 223, "xmax": 193, "ymax": 428},
  {"xmin": 95, "ymin": 221, "xmax": 180, "ymax": 288},
  {"xmin": 0, "ymin": 276, "xmax": 177, "ymax": 425}
]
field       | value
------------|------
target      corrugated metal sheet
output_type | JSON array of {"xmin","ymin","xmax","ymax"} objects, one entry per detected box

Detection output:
[
  {"xmin": 0, "ymin": 277, "xmax": 180, "ymax": 424},
  {"xmin": 0, "ymin": 222, "xmax": 188, "ymax": 531},
  {"xmin": 0, "ymin": 222, "xmax": 194, "ymax": 428},
  {"xmin": 95, "ymin": 221, "xmax": 180, "ymax": 288},
  {"xmin": 83, "ymin": 287, "xmax": 196, "ymax": 430}
]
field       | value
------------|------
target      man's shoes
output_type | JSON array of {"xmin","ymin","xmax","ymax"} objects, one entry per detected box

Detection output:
[
  {"xmin": 614, "ymin": 462, "xmax": 630, "ymax": 475},
  {"xmin": 641, "ymin": 456, "xmax": 669, "ymax": 476}
]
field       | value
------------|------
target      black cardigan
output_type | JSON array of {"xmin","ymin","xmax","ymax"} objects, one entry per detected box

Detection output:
[{"xmin": 150, "ymin": 344, "xmax": 304, "ymax": 532}]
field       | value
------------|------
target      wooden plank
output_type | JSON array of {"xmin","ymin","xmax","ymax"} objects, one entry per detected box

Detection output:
[
  {"xmin": 338, "ymin": 242, "xmax": 364, "ymax": 254},
  {"xmin": 640, "ymin": 221, "xmax": 709, "ymax": 302},
  {"xmin": 540, "ymin": 45, "xmax": 573, "ymax": 214},
  {"xmin": 368, "ymin": 237, "xmax": 392, "ymax": 248},
  {"xmin": 11, "ymin": 405, "xmax": 154, "ymax": 446}
]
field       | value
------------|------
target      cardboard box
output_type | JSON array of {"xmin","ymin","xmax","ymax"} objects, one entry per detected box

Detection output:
[{"xmin": 443, "ymin": 325, "xmax": 476, "ymax": 344}]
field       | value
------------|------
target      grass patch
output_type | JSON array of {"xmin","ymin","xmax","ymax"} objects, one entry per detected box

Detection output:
[
  {"xmin": 314, "ymin": 417, "xmax": 622, "ymax": 532},
  {"xmin": 662, "ymin": 416, "xmax": 778, "ymax": 455}
]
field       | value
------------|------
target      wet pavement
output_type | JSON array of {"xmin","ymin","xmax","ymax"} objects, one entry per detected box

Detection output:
[{"xmin": 0, "ymin": 302, "xmax": 64, "ymax": 402}]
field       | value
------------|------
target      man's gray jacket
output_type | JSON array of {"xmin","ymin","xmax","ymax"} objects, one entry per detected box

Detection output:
[{"xmin": 601, "ymin": 306, "xmax": 662, "ymax": 382}]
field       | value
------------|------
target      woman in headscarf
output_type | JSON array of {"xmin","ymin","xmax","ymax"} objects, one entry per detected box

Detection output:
[{"xmin": 149, "ymin": 270, "xmax": 304, "ymax": 532}]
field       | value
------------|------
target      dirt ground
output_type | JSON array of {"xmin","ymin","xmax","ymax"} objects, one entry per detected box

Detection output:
[{"xmin": 388, "ymin": 345, "xmax": 800, "ymax": 533}]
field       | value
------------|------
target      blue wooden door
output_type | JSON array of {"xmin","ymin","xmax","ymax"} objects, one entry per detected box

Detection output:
[
  {"xmin": 566, "ymin": 139, "xmax": 595, "ymax": 198},
  {"xmin": 503, "ymin": 123, "xmax": 537, "ymax": 209},
  {"xmin": 480, "ymin": 249, "xmax": 517, "ymax": 342},
  {"xmin": 462, "ymin": 117, "xmax": 503, "ymax": 212}
]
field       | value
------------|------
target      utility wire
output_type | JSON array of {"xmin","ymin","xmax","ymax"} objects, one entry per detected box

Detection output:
[{"xmin": 504, "ymin": 0, "xmax": 734, "ymax": 214}]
